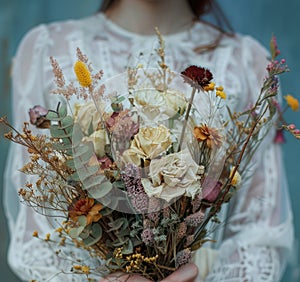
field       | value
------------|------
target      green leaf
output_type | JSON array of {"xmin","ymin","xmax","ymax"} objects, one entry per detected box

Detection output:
[
  {"xmin": 66, "ymin": 158, "xmax": 75, "ymax": 169},
  {"xmin": 121, "ymin": 239, "xmax": 133, "ymax": 254},
  {"xmin": 87, "ymin": 119, "xmax": 94, "ymax": 136},
  {"xmin": 72, "ymin": 142, "xmax": 93, "ymax": 159},
  {"xmin": 108, "ymin": 217, "xmax": 128, "ymax": 232},
  {"xmin": 58, "ymin": 104, "xmax": 68, "ymax": 118},
  {"xmin": 69, "ymin": 225, "xmax": 85, "ymax": 238},
  {"xmin": 68, "ymin": 172, "xmax": 80, "ymax": 182},
  {"xmin": 60, "ymin": 116, "xmax": 74, "ymax": 130},
  {"xmin": 79, "ymin": 225, "xmax": 92, "ymax": 239},
  {"xmin": 76, "ymin": 165, "xmax": 99, "ymax": 182},
  {"xmin": 82, "ymin": 223, "xmax": 102, "ymax": 246},
  {"xmin": 87, "ymin": 181, "xmax": 112, "ymax": 199},
  {"xmin": 46, "ymin": 111, "xmax": 59, "ymax": 121}
]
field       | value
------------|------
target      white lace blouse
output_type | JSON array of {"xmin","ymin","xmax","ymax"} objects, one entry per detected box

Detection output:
[{"xmin": 4, "ymin": 13, "xmax": 294, "ymax": 282}]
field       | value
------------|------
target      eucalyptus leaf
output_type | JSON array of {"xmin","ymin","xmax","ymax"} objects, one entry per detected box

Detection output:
[
  {"xmin": 58, "ymin": 104, "xmax": 68, "ymax": 118},
  {"xmin": 78, "ymin": 215, "xmax": 88, "ymax": 227},
  {"xmin": 60, "ymin": 116, "xmax": 74, "ymax": 130},
  {"xmin": 111, "ymin": 237, "xmax": 129, "ymax": 247},
  {"xmin": 82, "ymin": 223, "xmax": 102, "ymax": 246},
  {"xmin": 87, "ymin": 181, "xmax": 112, "ymax": 199},
  {"xmin": 108, "ymin": 217, "xmax": 128, "ymax": 232},
  {"xmin": 46, "ymin": 111, "xmax": 59, "ymax": 121},
  {"xmin": 68, "ymin": 225, "xmax": 85, "ymax": 238},
  {"xmin": 76, "ymin": 165, "xmax": 99, "ymax": 181},
  {"xmin": 121, "ymin": 239, "xmax": 133, "ymax": 255}
]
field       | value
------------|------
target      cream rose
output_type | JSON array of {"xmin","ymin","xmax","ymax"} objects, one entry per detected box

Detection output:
[
  {"xmin": 141, "ymin": 149, "xmax": 201, "ymax": 202},
  {"xmin": 74, "ymin": 101, "xmax": 102, "ymax": 135},
  {"xmin": 82, "ymin": 129, "xmax": 107, "ymax": 158},
  {"xmin": 164, "ymin": 90, "xmax": 187, "ymax": 116},
  {"xmin": 122, "ymin": 124, "xmax": 172, "ymax": 166},
  {"xmin": 132, "ymin": 89, "xmax": 186, "ymax": 121},
  {"xmin": 133, "ymin": 89, "xmax": 165, "ymax": 120}
]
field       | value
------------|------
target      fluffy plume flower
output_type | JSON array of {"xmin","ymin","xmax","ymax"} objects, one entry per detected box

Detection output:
[
  {"xmin": 74, "ymin": 61, "xmax": 92, "ymax": 88},
  {"xmin": 284, "ymin": 94, "xmax": 299, "ymax": 111},
  {"xmin": 177, "ymin": 222, "xmax": 187, "ymax": 240},
  {"xmin": 141, "ymin": 228, "xmax": 154, "ymax": 245},
  {"xmin": 184, "ymin": 210, "xmax": 205, "ymax": 227},
  {"xmin": 122, "ymin": 164, "xmax": 149, "ymax": 213},
  {"xmin": 181, "ymin": 65, "xmax": 213, "ymax": 88},
  {"xmin": 176, "ymin": 248, "xmax": 191, "ymax": 267},
  {"xmin": 68, "ymin": 197, "xmax": 103, "ymax": 225},
  {"xmin": 194, "ymin": 124, "xmax": 223, "ymax": 148}
]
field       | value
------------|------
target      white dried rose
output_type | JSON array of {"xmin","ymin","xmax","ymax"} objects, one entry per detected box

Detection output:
[
  {"xmin": 74, "ymin": 101, "xmax": 102, "ymax": 135},
  {"xmin": 122, "ymin": 124, "xmax": 172, "ymax": 166},
  {"xmin": 132, "ymin": 89, "xmax": 186, "ymax": 121},
  {"xmin": 82, "ymin": 129, "xmax": 107, "ymax": 158},
  {"xmin": 141, "ymin": 149, "xmax": 201, "ymax": 202}
]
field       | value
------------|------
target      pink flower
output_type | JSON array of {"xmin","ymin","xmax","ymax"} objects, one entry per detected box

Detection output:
[
  {"xmin": 202, "ymin": 178, "xmax": 222, "ymax": 203},
  {"xmin": 274, "ymin": 129, "xmax": 285, "ymax": 144},
  {"xmin": 98, "ymin": 156, "xmax": 113, "ymax": 170},
  {"xmin": 28, "ymin": 105, "xmax": 50, "ymax": 129}
]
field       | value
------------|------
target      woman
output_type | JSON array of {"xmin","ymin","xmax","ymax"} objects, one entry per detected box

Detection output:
[{"xmin": 4, "ymin": 0, "xmax": 293, "ymax": 281}]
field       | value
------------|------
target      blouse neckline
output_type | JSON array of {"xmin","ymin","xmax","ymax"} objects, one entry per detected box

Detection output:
[{"xmin": 95, "ymin": 12, "xmax": 198, "ymax": 41}]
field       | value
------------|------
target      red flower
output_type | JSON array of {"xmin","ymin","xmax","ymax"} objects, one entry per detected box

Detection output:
[{"xmin": 181, "ymin": 65, "xmax": 213, "ymax": 88}]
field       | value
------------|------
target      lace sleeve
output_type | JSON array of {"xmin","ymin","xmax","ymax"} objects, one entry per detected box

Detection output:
[
  {"xmin": 204, "ymin": 36, "xmax": 294, "ymax": 282},
  {"xmin": 3, "ymin": 24, "xmax": 102, "ymax": 282}
]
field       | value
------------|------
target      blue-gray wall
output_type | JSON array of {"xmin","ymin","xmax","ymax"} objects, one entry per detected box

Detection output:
[{"xmin": 0, "ymin": 1, "xmax": 299, "ymax": 281}]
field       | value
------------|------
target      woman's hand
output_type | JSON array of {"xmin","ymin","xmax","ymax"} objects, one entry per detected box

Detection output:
[{"xmin": 99, "ymin": 263, "xmax": 199, "ymax": 282}]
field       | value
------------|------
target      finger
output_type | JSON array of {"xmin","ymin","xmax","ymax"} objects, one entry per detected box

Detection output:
[
  {"xmin": 99, "ymin": 272, "xmax": 151, "ymax": 282},
  {"xmin": 161, "ymin": 263, "xmax": 199, "ymax": 282}
]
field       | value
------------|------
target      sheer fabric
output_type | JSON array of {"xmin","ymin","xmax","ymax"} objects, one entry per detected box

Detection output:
[{"xmin": 4, "ymin": 13, "xmax": 294, "ymax": 281}]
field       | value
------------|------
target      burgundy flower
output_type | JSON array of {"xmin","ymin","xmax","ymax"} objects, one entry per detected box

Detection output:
[
  {"xmin": 181, "ymin": 65, "xmax": 213, "ymax": 88},
  {"xmin": 28, "ymin": 105, "xmax": 50, "ymax": 129}
]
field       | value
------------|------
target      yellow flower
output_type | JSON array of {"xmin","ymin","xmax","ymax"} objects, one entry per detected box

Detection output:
[
  {"xmin": 203, "ymin": 82, "xmax": 215, "ymax": 91},
  {"xmin": 284, "ymin": 94, "xmax": 299, "ymax": 111},
  {"xmin": 229, "ymin": 166, "xmax": 241, "ymax": 186},
  {"xmin": 215, "ymin": 85, "xmax": 226, "ymax": 99},
  {"xmin": 74, "ymin": 61, "xmax": 92, "ymax": 87},
  {"xmin": 81, "ymin": 266, "xmax": 90, "ymax": 274},
  {"xmin": 216, "ymin": 90, "xmax": 226, "ymax": 99}
]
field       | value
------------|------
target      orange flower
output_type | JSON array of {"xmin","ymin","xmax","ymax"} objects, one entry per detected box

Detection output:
[
  {"xmin": 68, "ymin": 197, "xmax": 102, "ymax": 225},
  {"xmin": 194, "ymin": 124, "xmax": 222, "ymax": 148}
]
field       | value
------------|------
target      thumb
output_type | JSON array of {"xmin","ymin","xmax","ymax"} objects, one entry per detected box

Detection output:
[{"xmin": 161, "ymin": 263, "xmax": 199, "ymax": 282}]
